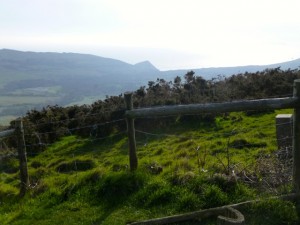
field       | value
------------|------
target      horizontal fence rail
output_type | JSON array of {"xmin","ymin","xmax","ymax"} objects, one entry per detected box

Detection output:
[
  {"xmin": 124, "ymin": 79, "xmax": 300, "ymax": 193},
  {"xmin": 125, "ymin": 97, "xmax": 299, "ymax": 119},
  {"xmin": 2, "ymin": 80, "xmax": 300, "ymax": 198}
]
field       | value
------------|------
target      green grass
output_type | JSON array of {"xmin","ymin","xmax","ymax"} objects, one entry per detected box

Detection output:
[
  {"xmin": 0, "ymin": 71, "xmax": 40, "ymax": 89},
  {"xmin": 10, "ymin": 86, "xmax": 62, "ymax": 96},
  {"xmin": 0, "ymin": 95, "xmax": 62, "ymax": 125},
  {"xmin": 66, "ymin": 95, "xmax": 106, "ymax": 106},
  {"xmin": 0, "ymin": 109, "xmax": 298, "ymax": 224}
]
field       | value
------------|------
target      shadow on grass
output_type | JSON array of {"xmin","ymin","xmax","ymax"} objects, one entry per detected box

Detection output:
[{"xmin": 44, "ymin": 133, "xmax": 128, "ymax": 157}]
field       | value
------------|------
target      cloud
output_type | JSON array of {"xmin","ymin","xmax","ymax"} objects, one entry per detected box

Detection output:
[{"xmin": 0, "ymin": 0, "xmax": 300, "ymax": 69}]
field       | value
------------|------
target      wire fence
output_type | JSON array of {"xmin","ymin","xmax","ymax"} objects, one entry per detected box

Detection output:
[
  {"xmin": 0, "ymin": 91, "xmax": 296, "ymax": 198},
  {"xmin": 133, "ymin": 117, "xmax": 293, "ymax": 195}
]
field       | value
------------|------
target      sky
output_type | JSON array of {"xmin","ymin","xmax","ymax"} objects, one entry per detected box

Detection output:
[{"xmin": 1, "ymin": 0, "xmax": 300, "ymax": 70}]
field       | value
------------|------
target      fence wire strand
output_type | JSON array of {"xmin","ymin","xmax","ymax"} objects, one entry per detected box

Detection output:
[{"xmin": 0, "ymin": 97, "xmax": 296, "ymax": 198}]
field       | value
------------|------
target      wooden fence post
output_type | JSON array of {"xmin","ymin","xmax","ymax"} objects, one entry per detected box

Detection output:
[
  {"xmin": 293, "ymin": 79, "xmax": 300, "ymax": 192},
  {"xmin": 124, "ymin": 92, "xmax": 138, "ymax": 171},
  {"xmin": 15, "ymin": 119, "xmax": 29, "ymax": 197}
]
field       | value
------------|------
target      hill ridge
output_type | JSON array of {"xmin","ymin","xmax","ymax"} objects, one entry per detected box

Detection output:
[{"xmin": 0, "ymin": 48, "xmax": 299, "ymax": 125}]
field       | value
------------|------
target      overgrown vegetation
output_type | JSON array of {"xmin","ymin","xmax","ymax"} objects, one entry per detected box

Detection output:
[
  {"xmin": 5, "ymin": 67, "xmax": 300, "ymax": 147},
  {"xmin": 1, "ymin": 68, "xmax": 300, "ymax": 224}
]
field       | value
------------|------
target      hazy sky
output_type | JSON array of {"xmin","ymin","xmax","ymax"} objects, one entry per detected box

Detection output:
[{"xmin": 1, "ymin": 0, "xmax": 300, "ymax": 70}]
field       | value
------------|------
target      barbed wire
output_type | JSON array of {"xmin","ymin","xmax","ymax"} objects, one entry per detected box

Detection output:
[
  {"xmin": 22, "ymin": 108, "xmax": 126, "ymax": 128},
  {"xmin": 23, "ymin": 118, "xmax": 126, "ymax": 136},
  {"xmin": 0, "ymin": 101, "xmax": 295, "ymax": 193},
  {"xmin": 24, "ymin": 130, "xmax": 127, "ymax": 153},
  {"xmin": 1, "ymin": 128, "xmax": 293, "ymax": 197},
  {"xmin": 0, "ymin": 117, "xmax": 293, "ymax": 154},
  {"xmin": 135, "ymin": 129, "xmax": 283, "ymax": 148},
  {"xmin": 135, "ymin": 120, "xmax": 282, "ymax": 141}
]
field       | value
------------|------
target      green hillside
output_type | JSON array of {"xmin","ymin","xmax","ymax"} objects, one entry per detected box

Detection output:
[
  {"xmin": 0, "ymin": 109, "xmax": 298, "ymax": 225},
  {"xmin": 1, "ymin": 49, "xmax": 300, "ymax": 126},
  {"xmin": 0, "ymin": 49, "xmax": 161, "ymax": 125},
  {"xmin": 1, "ymin": 66, "xmax": 300, "ymax": 224}
]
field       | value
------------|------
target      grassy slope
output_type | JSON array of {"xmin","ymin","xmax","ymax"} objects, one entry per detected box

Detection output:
[{"xmin": 0, "ymin": 110, "xmax": 298, "ymax": 225}]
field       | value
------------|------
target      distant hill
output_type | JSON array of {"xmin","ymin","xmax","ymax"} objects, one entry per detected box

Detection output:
[
  {"xmin": 134, "ymin": 60, "xmax": 159, "ymax": 71},
  {"xmin": 0, "ymin": 49, "xmax": 162, "ymax": 95},
  {"xmin": 0, "ymin": 49, "xmax": 163, "ymax": 107},
  {"xmin": 0, "ymin": 48, "xmax": 299, "ymax": 124},
  {"xmin": 163, "ymin": 58, "xmax": 300, "ymax": 79},
  {"xmin": 1, "ymin": 49, "xmax": 299, "ymax": 98}
]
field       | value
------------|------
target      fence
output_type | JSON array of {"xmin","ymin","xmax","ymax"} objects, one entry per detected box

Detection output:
[
  {"xmin": 0, "ymin": 117, "xmax": 128, "ymax": 197},
  {"xmin": 1, "ymin": 79, "xmax": 300, "ymax": 197},
  {"xmin": 124, "ymin": 79, "xmax": 300, "ymax": 193},
  {"xmin": 0, "ymin": 120, "xmax": 29, "ymax": 197}
]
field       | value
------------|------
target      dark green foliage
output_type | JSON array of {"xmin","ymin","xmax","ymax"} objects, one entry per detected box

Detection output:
[
  {"xmin": 229, "ymin": 139, "xmax": 267, "ymax": 149},
  {"xmin": 246, "ymin": 199, "xmax": 298, "ymax": 225},
  {"xmin": 0, "ymin": 106, "xmax": 298, "ymax": 224},
  {"xmin": 6, "ymin": 67, "xmax": 299, "ymax": 158},
  {"xmin": 219, "ymin": 68, "xmax": 299, "ymax": 100},
  {"xmin": 0, "ymin": 156, "xmax": 19, "ymax": 173}
]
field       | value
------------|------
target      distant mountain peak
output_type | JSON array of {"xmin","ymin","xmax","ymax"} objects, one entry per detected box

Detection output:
[{"xmin": 134, "ymin": 60, "xmax": 159, "ymax": 71}]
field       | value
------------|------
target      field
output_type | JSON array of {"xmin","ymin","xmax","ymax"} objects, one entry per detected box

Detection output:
[
  {"xmin": 0, "ymin": 115, "xmax": 16, "ymax": 126},
  {"xmin": 0, "ymin": 109, "xmax": 298, "ymax": 224},
  {"xmin": 66, "ymin": 95, "xmax": 106, "ymax": 106},
  {"xmin": 0, "ymin": 70, "xmax": 40, "ymax": 89},
  {"xmin": 0, "ymin": 96, "xmax": 62, "ymax": 126},
  {"xmin": 0, "ymin": 94, "xmax": 107, "ymax": 126},
  {"xmin": 0, "ymin": 96, "xmax": 60, "ymax": 106}
]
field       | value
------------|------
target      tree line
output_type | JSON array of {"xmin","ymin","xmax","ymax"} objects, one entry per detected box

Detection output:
[{"xmin": 6, "ymin": 67, "xmax": 300, "ymax": 152}]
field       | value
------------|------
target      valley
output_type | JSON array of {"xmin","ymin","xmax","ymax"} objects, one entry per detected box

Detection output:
[{"xmin": 1, "ymin": 49, "xmax": 300, "ymax": 126}]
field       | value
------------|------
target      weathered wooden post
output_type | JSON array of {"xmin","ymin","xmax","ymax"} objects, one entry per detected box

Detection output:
[
  {"xmin": 15, "ymin": 119, "xmax": 29, "ymax": 197},
  {"xmin": 276, "ymin": 114, "xmax": 293, "ymax": 150},
  {"xmin": 124, "ymin": 92, "xmax": 138, "ymax": 171},
  {"xmin": 293, "ymin": 79, "xmax": 300, "ymax": 192}
]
